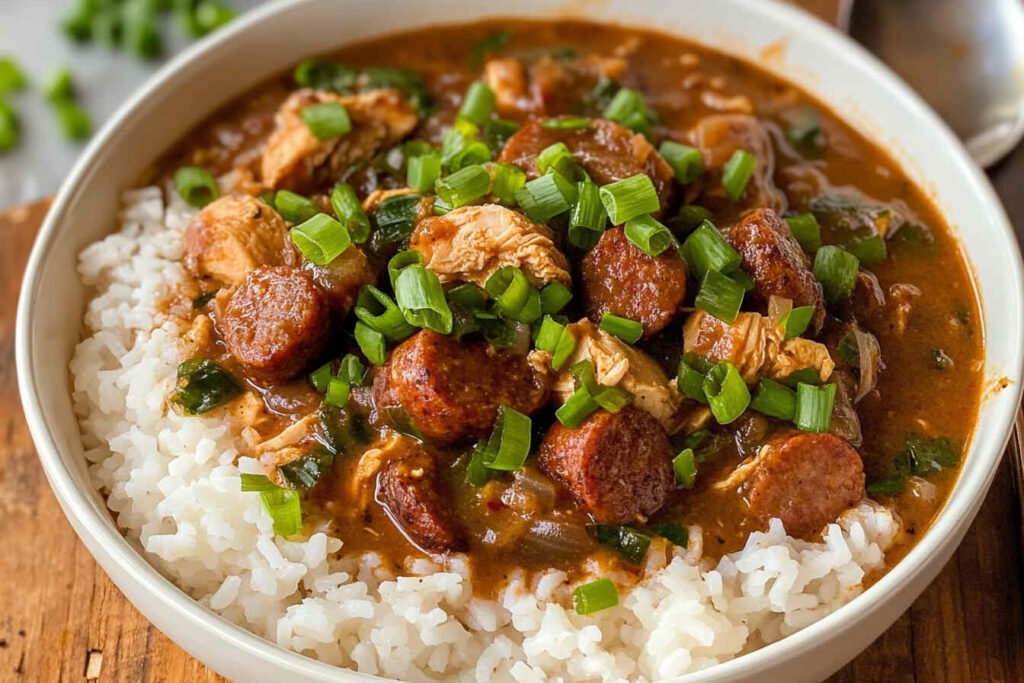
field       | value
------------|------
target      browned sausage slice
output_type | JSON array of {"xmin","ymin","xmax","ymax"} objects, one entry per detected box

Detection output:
[
  {"xmin": 219, "ymin": 266, "xmax": 331, "ymax": 382},
  {"xmin": 580, "ymin": 226, "xmax": 688, "ymax": 338},
  {"xmin": 744, "ymin": 432, "xmax": 865, "ymax": 538},
  {"xmin": 373, "ymin": 330, "xmax": 552, "ymax": 446},
  {"xmin": 728, "ymin": 208, "xmax": 826, "ymax": 333},
  {"xmin": 377, "ymin": 448, "xmax": 467, "ymax": 553},
  {"xmin": 498, "ymin": 119, "xmax": 674, "ymax": 213},
  {"xmin": 536, "ymin": 405, "xmax": 674, "ymax": 524}
]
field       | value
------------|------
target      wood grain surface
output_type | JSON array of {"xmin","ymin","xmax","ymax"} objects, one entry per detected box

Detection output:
[{"xmin": 0, "ymin": 197, "xmax": 1022, "ymax": 683}]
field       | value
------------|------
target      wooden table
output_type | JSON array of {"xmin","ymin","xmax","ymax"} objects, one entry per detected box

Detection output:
[{"xmin": 2, "ymin": 188, "xmax": 1023, "ymax": 681}]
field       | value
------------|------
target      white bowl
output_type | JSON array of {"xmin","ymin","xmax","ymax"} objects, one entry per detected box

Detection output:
[{"xmin": 16, "ymin": 0, "xmax": 1024, "ymax": 680}]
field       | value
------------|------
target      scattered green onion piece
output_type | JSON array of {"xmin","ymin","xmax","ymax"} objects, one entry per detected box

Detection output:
[
  {"xmin": 848, "ymin": 234, "xmax": 888, "ymax": 265},
  {"xmin": 589, "ymin": 524, "xmax": 652, "ymax": 564},
  {"xmin": 556, "ymin": 385, "xmax": 600, "ymax": 429},
  {"xmin": 535, "ymin": 315, "xmax": 567, "ymax": 353},
  {"xmin": 694, "ymin": 270, "xmax": 745, "ymax": 324},
  {"xmin": 599, "ymin": 313, "xmax": 643, "ymax": 344},
  {"xmin": 324, "ymin": 378, "xmax": 351, "ymax": 408},
  {"xmin": 479, "ymin": 406, "xmax": 532, "ymax": 471},
  {"xmin": 373, "ymin": 193, "xmax": 422, "ymax": 244},
  {"xmin": 279, "ymin": 448, "xmax": 334, "ymax": 491},
  {"xmin": 407, "ymin": 153, "xmax": 442, "ymax": 193},
  {"xmin": 619, "ymin": 109, "xmax": 651, "ymax": 136},
  {"xmin": 651, "ymin": 522, "xmax": 689, "ymax": 547},
  {"xmin": 329, "ymin": 183, "xmax": 370, "ymax": 243},
  {"xmin": 540, "ymin": 281, "xmax": 572, "ymax": 314},
  {"xmin": 486, "ymin": 266, "xmax": 532, "ymax": 317},
  {"xmin": 750, "ymin": 378, "xmax": 797, "ymax": 421},
  {"xmin": 624, "ymin": 214, "xmax": 674, "ymax": 256},
  {"xmin": 53, "ymin": 100, "xmax": 92, "ymax": 140},
  {"xmin": 42, "ymin": 67, "xmax": 74, "ymax": 102},
  {"xmin": 301, "ymin": 101, "xmax": 352, "ymax": 139},
  {"xmin": 551, "ymin": 326, "xmax": 577, "ymax": 371},
  {"xmin": 867, "ymin": 478, "xmax": 906, "ymax": 495},
  {"xmin": 813, "ymin": 245, "xmax": 860, "ymax": 304},
  {"xmin": 173, "ymin": 358, "xmax": 242, "ymax": 415},
  {"xmin": 0, "ymin": 106, "xmax": 17, "ymax": 153},
  {"xmin": 491, "ymin": 162, "xmax": 526, "ymax": 205},
  {"xmin": 290, "ymin": 213, "xmax": 352, "ymax": 266},
  {"xmin": 785, "ymin": 213, "xmax": 822, "ymax": 251},
  {"xmin": 483, "ymin": 117, "xmax": 521, "ymax": 152},
  {"xmin": 173, "ymin": 166, "xmax": 219, "ymax": 208},
  {"xmin": 0, "ymin": 57, "xmax": 27, "ymax": 94},
  {"xmin": 591, "ymin": 385, "xmax": 633, "ymax": 413},
  {"xmin": 793, "ymin": 382, "xmax": 837, "ymax": 433},
  {"xmin": 240, "ymin": 474, "xmax": 278, "ymax": 492},
  {"xmin": 309, "ymin": 362, "xmax": 333, "ymax": 392},
  {"xmin": 354, "ymin": 322, "xmax": 387, "ymax": 366},
  {"xmin": 193, "ymin": 1, "xmax": 235, "ymax": 35},
  {"xmin": 722, "ymin": 150, "xmax": 757, "ymax": 202},
  {"xmin": 395, "ymin": 265, "xmax": 453, "ymax": 334},
  {"xmin": 670, "ymin": 204, "xmax": 714, "ymax": 235},
  {"xmin": 602, "ymin": 87, "xmax": 646, "ymax": 125},
  {"xmin": 680, "ymin": 220, "xmax": 742, "ymax": 279},
  {"xmin": 537, "ymin": 142, "xmax": 582, "ymax": 180},
  {"xmin": 569, "ymin": 180, "xmax": 608, "ymax": 248},
  {"xmin": 676, "ymin": 355, "xmax": 710, "ymax": 404},
  {"xmin": 730, "ymin": 268, "xmax": 755, "ymax": 292},
  {"xmin": 466, "ymin": 445, "xmax": 499, "ymax": 486},
  {"xmin": 259, "ymin": 486, "xmax": 302, "ymax": 536},
  {"xmin": 355, "ymin": 285, "xmax": 416, "ymax": 341},
  {"xmin": 599, "ymin": 174, "xmax": 660, "ymax": 224},
  {"xmin": 338, "ymin": 354, "xmax": 366, "ymax": 386},
  {"xmin": 540, "ymin": 116, "xmax": 591, "ymax": 130},
  {"xmin": 275, "ymin": 190, "xmax": 319, "ymax": 223},
  {"xmin": 435, "ymin": 164, "xmax": 492, "ymax": 209},
  {"xmin": 781, "ymin": 306, "xmax": 815, "ymax": 340},
  {"xmin": 702, "ymin": 362, "xmax": 750, "ymax": 425},
  {"xmin": 659, "ymin": 141, "xmax": 704, "ymax": 184},
  {"xmin": 441, "ymin": 119, "xmax": 491, "ymax": 171},
  {"xmin": 515, "ymin": 173, "xmax": 578, "ymax": 223},
  {"xmin": 387, "ymin": 249, "xmax": 424, "ymax": 289},
  {"xmin": 447, "ymin": 282, "xmax": 486, "ymax": 310},
  {"xmin": 293, "ymin": 60, "xmax": 357, "ymax": 93},
  {"xmin": 787, "ymin": 110, "xmax": 824, "ymax": 152},
  {"xmin": 784, "ymin": 367, "xmax": 822, "ymax": 388},
  {"xmin": 458, "ymin": 80, "xmax": 496, "ymax": 125},
  {"xmin": 672, "ymin": 448, "xmax": 698, "ymax": 488},
  {"xmin": 573, "ymin": 578, "xmax": 618, "ymax": 615},
  {"xmin": 122, "ymin": 0, "xmax": 162, "ymax": 59}
]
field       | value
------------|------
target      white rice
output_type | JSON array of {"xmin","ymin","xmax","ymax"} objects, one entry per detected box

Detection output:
[{"xmin": 71, "ymin": 187, "xmax": 901, "ymax": 682}]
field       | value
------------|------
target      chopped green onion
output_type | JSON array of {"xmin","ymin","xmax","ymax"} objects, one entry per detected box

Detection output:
[
  {"xmin": 619, "ymin": 109, "xmax": 652, "ymax": 136},
  {"xmin": 702, "ymin": 362, "xmax": 750, "ymax": 424},
  {"xmin": 467, "ymin": 444, "xmax": 499, "ymax": 486},
  {"xmin": 373, "ymin": 193, "xmax": 422, "ymax": 244},
  {"xmin": 330, "ymin": 183, "xmax": 371, "ymax": 244},
  {"xmin": 491, "ymin": 162, "xmax": 526, "ymax": 205},
  {"xmin": 602, "ymin": 87, "xmax": 646, "ymax": 126},
  {"xmin": 483, "ymin": 117, "xmax": 521, "ymax": 152},
  {"xmin": 240, "ymin": 474, "xmax": 278, "ymax": 492},
  {"xmin": 279, "ymin": 447, "xmax": 333, "ymax": 491},
  {"xmin": 486, "ymin": 266, "xmax": 532, "ymax": 316},
  {"xmin": 293, "ymin": 60, "xmax": 357, "ymax": 93},
  {"xmin": 599, "ymin": 174, "xmax": 660, "ymax": 224},
  {"xmin": 672, "ymin": 448, "xmax": 698, "ymax": 488},
  {"xmin": 624, "ymin": 214, "xmax": 674, "ymax": 256},
  {"xmin": 301, "ymin": 101, "xmax": 352, "ymax": 139},
  {"xmin": 387, "ymin": 249, "xmax": 425, "ymax": 289},
  {"xmin": 793, "ymin": 382, "xmax": 836, "ymax": 432},
  {"xmin": 599, "ymin": 313, "xmax": 643, "ymax": 344},
  {"xmin": 591, "ymin": 384, "xmax": 633, "ymax": 413},
  {"xmin": 435, "ymin": 164, "xmax": 491, "ymax": 209},
  {"xmin": 569, "ymin": 181, "xmax": 608, "ymax": 248},
  {"xmin": 781, "ymin": 306, "xmax": 815, "ymax": 340},
  {"xmin": 813, "ymin": 246, "xmax": 859, "ymax": 304},
  {"xmin": 441, "ymin": 118, "xmax": 491, "ymax": 170},
  {"xmin": 535, "ymin": 315, "xmax": 567, "ymax": 352},
  {"xmin": 787, "ymin": 109, "xmax": 824, "ymax": 152},
  {"xmin": 866, "ymin": 478, "xmax": 906, "ymax": 495},
  {"xmin": 354, "ymin": 321, "xmax": 387, "ymax": 365},
  {"xmin": 589, "ymin": 524, "xmax": 652, "ymax": 564},
  {"xmin": 573, "ymin": 578, "xmax": 618, "ymax": 615},
  {"xmin": 173, "ymin": 358, "xmax": 242, "ymax": 415},
  {"xmin": 259, "ymin": 486, "xmax": 302, "ymax": 536},
  {"xmin": 783, "ymin": 367, "xmax": 822, "ymax": 388},
  {"xmin": 395, "ymin": 265, "xmax": 453, "ymax": 333},
  {"xmin": 339, "ymin": 354, "xmax": 366, "ymax": 385},
  {"xmin": 458, "ymin": 80, "xmax": 496, "ymax": 125},
  {"xmin": 540, "ymin": 116, "xmax": 591, "ymax": 130},
  {"xmin": 0, "ymin": 57, "xmax": 27, "ymax": 94},
  {"xmin": 355, "ymin": 286, "xmax": 416, "ymax": 341},
  {"xmin": 551, "ymin": 326, "xmax": 577, "ymax": 371},
  {"xmin": 556, "ymin": 385, "xmax": 600, "ymax": 429},
  {"xmin": 324, "ymin": 378, "xmax": 351, "ymax": 408},
  {"xmin": 52, "ymin": 100, "xmax": 92, "ymax": 140},
  {"xmin": 290, "ymin": 213, "xmax": 352, "ymax": 266},
  {"xmin": 722, "ymin": 150, "xmax": 757, "ymax": 202},
  {"xmin": 540, "ymin": 281, "xmax": 572, "ymax": 314},
  {"xmin": 750, "ymin": 378, "xmax": 797, "ymax": 421},
  {"xmin": 173, "ymin": 166, "xmax": 219, "ymax": 208},
  {"xmin": 694, "ymin": 270, "xmax": 745, "ymax": 324},
  {"xmin": 680, "ymin": 220, "xmax": 742, "ymax": 279},
  {"xmin": 677, "ymin": 355, "xmax": 710, "ymax": 404},
  {"xmin": 407, "ymin": 153, "xmax": 442, "ymax": 192},
  {"xmin": 659, "ymin": 141, "xmax": 705, "ymax": 184},
  {"xmin": 785, "ymin": 213, "xmax": 822, "ymax": 251},
  {"xmin": 670, "ymin": 204, "xmax": 714, "ymax": 235},
  {"xmin": 448, "ymin": 282, "xmax": 486, "ymax": 310},
  {"xmin": 848, "ymin": 234, "xmax": 888, "ymax": 265},
  {"xmin": 122, "ymin": 0, "xmax": 162, "ymax": 59},
  {"xmin": 651, "ymin": 522, "xmax": 689, "ymax": 547},
  {"xmin": 275, "ymin": 190, "xmax": 319, "ymax": 223},
  {"xmin": 537, "ymin": 142, "xmax": 582, "ymax": 180},
  {"xmin": 192, "ymin": 1, "xmax": 235, "ymax": 36},
  {"xmin": 515, "ymin": 173, "xmax": 578, "ymax": 223},
  {"xmin": 309, "ymin": 362, "xmax": 333, "ymax": 392},
  {"xmin": 479, "ymin": 406, "xmax": 532, "ymax": 471},
  {"xmin": 0, "ymin": 105, "xmax": 17, "ymax": 153},
  {"xmin": 42, "ymin": 67, "xmax": 74, "ymax": 102},
  {"xmin": 730, "ymin": 268, "xmax": 755, "ymax": 292}
]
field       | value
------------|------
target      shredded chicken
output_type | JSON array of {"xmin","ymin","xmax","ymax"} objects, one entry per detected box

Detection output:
[
  {"xmin": 348, "ymin": 433, "xmax": 412, "ymax": 512},
  {"xmin": 410, "ymin": 204, "xmax": 571, "ymax": 288},
  {"xmin": 683, "ymin": 310, "xmax": 835, "ymax": 384},
  {"xmin": 261, "ymin": 88, "xmax": 418, "ymax": 191},
  {"xmin": 484, "ymin": 58, "xmax": 532, "ymax": 116},
  {"xmin": 251, "ymin": 414, "xmax": 318, "ymax": 463},
  {"xmin": 888, "ymin": 283, "xmax": 921, "ymax": 336}
]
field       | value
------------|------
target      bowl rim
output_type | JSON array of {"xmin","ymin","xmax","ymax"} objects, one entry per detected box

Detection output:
[{"xmin": 16, "ymin": 0, "xmax": 1024, "ymax": 680}]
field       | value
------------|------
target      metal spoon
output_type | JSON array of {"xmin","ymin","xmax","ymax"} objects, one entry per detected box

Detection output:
[{"xmin": 849, "ymin": 0, "xmax": 1024, "ymax": 168}]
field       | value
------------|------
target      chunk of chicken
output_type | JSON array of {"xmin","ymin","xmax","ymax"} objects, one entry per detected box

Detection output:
[
  {"xmin": 550, "ymin": 319, "xmax": 684, "ymax": 432},
  {"xmin": 410, "ymin": 204, "xmax": 571, "ymax": 288},
  {"xmin": 484, "ymin": 58, "xmax": 532, "ymax": 115},
  {"xmin": 483, "ymin": 55, "xmax": 626, "ymax": 116},
  {"xmin": 183, "ymin": 194, "xmax": 289, "ymax": 286},
  {"xmin": 683, "ymin": 310, "xmax": 834, "ymax": 384},
  {"xmin": 261, "ymin": 89, "xmax": 418, "ymax": 192}
]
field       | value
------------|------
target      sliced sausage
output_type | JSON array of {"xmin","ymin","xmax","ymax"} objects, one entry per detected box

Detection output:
[
  {"xmin": 373, "ymin": 330, "xmax": 552, "ymax": 446},
  {"xmin": 498, "ymin": 119, "xmax": 674, "ymax": 213},
  {"xmin": 580, "ymin": 226, "xmax": 688, "ymax": 338},
  {"xmin": 377, "ymin": 447, "xmax": 467, "ymax": 553},
  {"xmin": 728, "ymin": 208, "xmax": 826, "ymax": 333},
  {"xmin": 219, "ymin": 266, "xmax": 330, "ymax": 382},
  {"xmin": 184, "ymin": 194, "xmax": 289, "ymax": 287},
  {"xmin": 744, "ymin": 432, "xmax": 865, "ymax": 538},
  {"xmin": 301, "ymin": 245, "xmax": 375, "ymax": 316},
  {"xmin": 261, "ymin": 88, "xmax": 418, "ymax": 192},
  {"xmin": 536, "ymin": 404, "xmax": 674, "ymax": 524}
]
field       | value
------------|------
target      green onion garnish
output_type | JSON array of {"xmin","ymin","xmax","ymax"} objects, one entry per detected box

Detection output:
[
  {"xmin": 330, "ymin": 183, "xmax": 370, "ymax": 244},
  {"xmin": 458, "ymin": 80, "xmax": 497, "ymax": 125},
  {"xmin": 490, "ymin": 162, "xmax": 526, "ymax": 205},
  {"xmin": 257, "ymin": 486, "xmax": 302, "ymax": 536},
  {"xmin": 447, "ymin": 282, "xmax": 486, "ymax": 310},
  {"xmin": 540, "ymin": 116, "xmax": 591, "ymax": 130},
  {"xmin": 485, "ymin": 266, "xmax": 542, "ymax": 324},
  {"xmin": 301, "ymin": 101, "xmax": 352, "ymax": 139},
  {"xmin": 240, "ymin": 473, "xmax": 278, "ymax": 492},
  {"xmin": 672, "ymin": 448, "xmax": 698, "ymax": 488},
  {"xmin": 568, "ymin": 358, "xmax": 633, "ymax": 413},
  {"xmin": 651, "ymin": 522, "xmax": 689, "ymax": 547},
  {"xmin": 309, "ymin": 362, "xmax": 333, "ymax": 392},
  {"xmin": 866, "ymin": 478, "xmax": 906, "ymax": 495},
  {"xmin": 395, "ymin": 265, "xmax": 453, "ymax": 333},
  {"xmin": 293, "ymin": 60, "xmax": 357, "ymax": 92},
  {"xmin": 192, "ymin": 1, "xmax": 236, "ymax": 36},
  {"xmin": 569, "ymin": 180, "xmax": 608, "ymax": 248},
  {"xmin": 785, "ymin": 213, "xmax": 822, "ymax": 251},
  {"xmin": 374, "ymin": 193, "xmax": 423, "ymax": 245},
  {"xmin": 813, "ymin": 245, "xmax": 859, "ymax": 304},
  {"xmin": 407, "ymin": 153, "xmax": 442, "ymax": 193},
  {"xmin": 750, "ymin": 378, "xmax": 797, "ymax": 421},
  {"xmin": 721, "ymin": 150, "xmax": 757, "ymax": 202},
  {"xmin": 324, "ymin": 378, "xmax": 351, "ymax": 407},
  {"xmin": 599, "ymin": 174, "xmax": 660, "ymax": 224},
  {"xmin": 441, "ymin": 118, "xmax": 491, "ymax": 171},
  {"xmin": 677, "ymin": 354, "xmax": 710, "ymax": 404},
  {"xmin": 172, "ymin": 358, "xmax": 242, "ymax": 415},
  {"xmin": 599, "ymin": 313, "xmax": 643, "ymax": 344},
  {"xmin": 122, "ymin": 0, "xmax": 162, "ymax": 59},
  {"xmin": 387, "ymin": 249, "xmax": 425, "ymax": 289},
  {"xmin": 339, "ymin": 354, "xmax": 366, "ymax": 386},
  {"xmin": 355, "ymin": 285, "xmax": 417, "ymax": 341},
  {"xmin": 537, "ymin": 141, "xmax": 582, "ymax": 180},
  {"xmin": 483, "ymin": 117, "xmax": 521, "ymax": 152},
  {"xmin": 0, "ymin": 105, "xmax": 17, "ymax": 153},
  {"xmin": 540, "ymin": 281, "xmax": 572, "ymax": 314},
  {"xmin": 42, "ymin": 66, "xmax": 74, "ymax": 102},
  {"xmin": 793, "ymin": 382, "xmax": 836, "ymax": 432},
  {"xmin": 573, "ymin": 578, "xmax": 618, "ymax": 615},
  {"xmin": 589, "ymin": 524, "xmax": 652, "ymax": 564},
  {"xmin": 551, "ymin": 326, "xmax": 577, "ymax": 371},
  {"xmin": 535, "ymin": 315, "xmax": 567, "ymax": 352},
  {"xmin": 680, "ymin": 220, "xmax": 742, "ymax": 279},
  {"xmin": 274, "ymin": 190, "xmax": 319, "ymax": 223},
  {"xmin": 602, "ymin": 87, "xmax": 646, "ymax": 127},
  {"xmin": 702, "ymin": 361, "xmax": 750, "ymax": 424},
  {"xmin": 0, "ymin": 57, "xmax": 27, "ymax": 94},
  {"xmin": 694, "ymin": 269, "xmax": 745, "ymax": 324},
  {"xmin": 670, "ymin": 204, "xmax": 714, "ymax": 235},
  {"xmin": 781, "ymin": 305, "xmax": 815, "ymax": 339},
  {"xmin": 515, "ymin": 173, "xmax": 578, "ymax": 223},
  {"xmin": 623, "ymin": 214, "xmax": 674, "ymax": 257},
  {"xmin": 290, "ymin": 213, "xmax": 352, "ymax": 266},
  {"xmin": 279, "ymin": 447, "xmax": 334, "ymax": 491},
  {"xmin": 787, "ymin": 110, "xmax": 824, "ymax": 152},
  {"xmin": 659, "ymin": 141, "xmax": 705, "ymax": 184},
  {"xmin": 479, "ymin": 405, "xmax": 532, "ymax": 471},
  {"xmin": 53, "ymin": 99, "xmax": 92, "ymax": 140},
  {"xmin": 848, "ymin": 235, "xmax": 888, "ymax": 265},
  {"xmin": 173, "ymin": 166, "xmax": 219, "ymax": 209},
  {"xmin": 354, "ymin": 321, "xmax": 387, "ymax": 365},
  {"xmin": 555, "ymin": 385, "xmax": 600, "ymax": 429},
  {"xmin": 783, "ymin": 367, "xmax": 822, "ymax": 388},
  {"xmin": 435, "ymin": 164, "xmax": 492, "ymax": 209}
]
